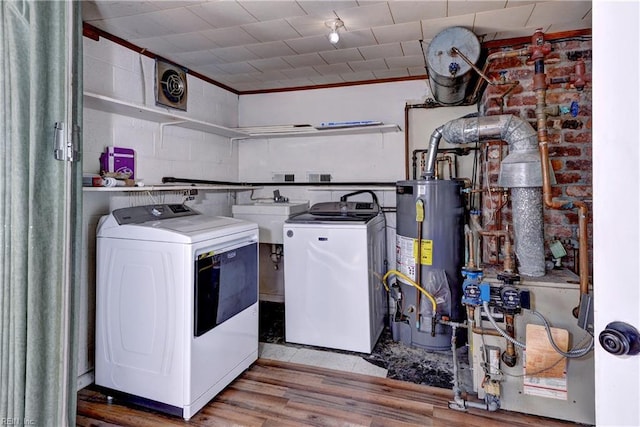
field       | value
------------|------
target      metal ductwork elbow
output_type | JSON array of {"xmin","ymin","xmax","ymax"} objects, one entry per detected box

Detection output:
[{"xmin": 424, "ymin": 114, "xmax": 545, "ymax": 277}]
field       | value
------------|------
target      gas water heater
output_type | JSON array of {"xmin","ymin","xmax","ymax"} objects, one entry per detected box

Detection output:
[{"xmin": 391, "ymin": 179, "xmax": 465, "ymax": 350}]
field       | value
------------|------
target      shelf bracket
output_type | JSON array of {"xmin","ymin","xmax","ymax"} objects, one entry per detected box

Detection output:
[{"xmin": 159, "ymin": 121, "xmax": 188, "ymax": 145}]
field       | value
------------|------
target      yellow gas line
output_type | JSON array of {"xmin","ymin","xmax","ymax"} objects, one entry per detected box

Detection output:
[{"xmin": 382, "ymin": 269, "xmax": 437, "ymax": 314}]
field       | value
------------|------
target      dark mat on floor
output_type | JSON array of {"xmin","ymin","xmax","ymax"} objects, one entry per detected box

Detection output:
[{"xmin": 259, "ymin": 301, "xmax": 471, "ymax": 390}]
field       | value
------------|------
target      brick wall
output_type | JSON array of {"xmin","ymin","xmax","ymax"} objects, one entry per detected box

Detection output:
[{"xmin": 478, "ymin": 33, "xmax": 592, "ymax": 275}]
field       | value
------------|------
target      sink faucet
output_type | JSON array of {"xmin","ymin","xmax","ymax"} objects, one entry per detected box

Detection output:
[{"xmin": 273, "ymin": 189, "xmax": 289, "ymax": 203}]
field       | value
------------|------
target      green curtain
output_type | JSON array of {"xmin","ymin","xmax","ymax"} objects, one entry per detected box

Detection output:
[{"xmin": 0, "ymin": 1, "xmax": 82, "ymax": 426}]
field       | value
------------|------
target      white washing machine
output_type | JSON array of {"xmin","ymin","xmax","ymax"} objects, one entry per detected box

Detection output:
[
  {"xmin": 95, "ymin": 204, "xmax": 259, "ymax": 420},
  {"xmin": 283, "ymin": 200, "xmax": 387, "ymax": 353}
]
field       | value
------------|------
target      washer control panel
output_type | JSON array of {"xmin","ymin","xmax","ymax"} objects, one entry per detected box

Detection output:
[{"xmin": 113, "ymin": 204, "xmax": 197, "ymax": 225}]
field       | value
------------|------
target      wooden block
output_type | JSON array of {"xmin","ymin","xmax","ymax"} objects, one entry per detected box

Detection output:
[{"xmin": 525, "ymin": 323, "xmax": 568, "ymax": 378}]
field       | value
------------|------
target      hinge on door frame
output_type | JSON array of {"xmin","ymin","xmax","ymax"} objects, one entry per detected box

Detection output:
[{"xmin": 53, "ymin": 122, "xmax": 79, "ymax": 162}]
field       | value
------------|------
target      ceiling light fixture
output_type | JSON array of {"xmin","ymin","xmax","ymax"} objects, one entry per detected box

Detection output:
[{"xmin": 325, "ymin": 18, "xmax": 344, "ymax": 45}]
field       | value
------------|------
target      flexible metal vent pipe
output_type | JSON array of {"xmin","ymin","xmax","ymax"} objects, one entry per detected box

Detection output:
[{"xmin": 424, "ymin": 114, "xmax": 545, "ymax": 277}]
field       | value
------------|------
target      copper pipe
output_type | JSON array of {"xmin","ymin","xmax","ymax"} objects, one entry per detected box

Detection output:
[
  {"xmin": 535, "ymin": 61, "xmax": 590, "ymax": 316},
  {"xmin": 502, "ymin": 314, "xmax": 517, "ymax": 367},
  {"xmin": 455, "ymin": 45, "xmax": 520, "ymax": 111},
  {"xmin": 480, "ymin": 229, "xmax": 514, "ymax": 273},
  {"xmin": 472, "ymin": 327, "xmax": 503, "ymax": 337},
  {"xmin": 469, "ymin": 47, "xmax": 530, "ymax": 102},
  {"xmin": 466, "ymin": 228, "xmax": 476, "ymax": 269}
]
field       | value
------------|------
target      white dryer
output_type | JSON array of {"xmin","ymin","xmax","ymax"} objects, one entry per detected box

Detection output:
[
  {"xmin": 283, "ymin": 199, "xmax": 387, "ymax": 353},
  {"xmin": 95, "ymin": 204, "xmax": 259, "ymax": 420}
]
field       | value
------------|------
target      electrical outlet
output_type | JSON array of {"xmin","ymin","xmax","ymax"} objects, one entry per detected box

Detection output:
[
  {"xmin": 272, "ymin": 173, "xmax": 295, "ymax": 182},
  {"xmin": 307, "ymin": 172, "xmax": 331, "ymax": 182}
]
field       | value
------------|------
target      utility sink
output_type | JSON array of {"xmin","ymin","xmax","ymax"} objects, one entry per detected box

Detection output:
[{"xmin": 232, "ymin": 200, "xmax": 309, "ymax": 244}]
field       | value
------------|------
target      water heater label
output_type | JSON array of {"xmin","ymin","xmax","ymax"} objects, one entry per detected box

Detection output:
[
  {"xmin": 396, "ymin": 235, "xmax": 416, "ymax": 280},
  {"xmin": 418, "ymin": 240, "xmax": 433, "ymax": 266},
  {"xmin": 396, "ymin": 236, "xmax": 434, "ymax": 277}
]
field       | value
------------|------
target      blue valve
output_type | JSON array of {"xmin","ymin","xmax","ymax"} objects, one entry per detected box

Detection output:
[
  {"xmin": 570, "ymin": 101, "xmax": 579, "ymax": 117},
  {"xmin": 449, "ymin": 62, "xmax": 460, "ymax": 76}
]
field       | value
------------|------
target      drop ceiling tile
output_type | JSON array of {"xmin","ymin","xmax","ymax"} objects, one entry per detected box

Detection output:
[
  {"xmin": 309, "ymin": 75, "xmax": 346, "ymax": 85},
  {"xmin": 348, "ymin": 58, "xmax": 389, "ymax": 72},
  {"xmin": 237, "ymin": 1, "xmax": 307, "ymax": 21},
  {"xmin": 252, "ymin": 70, "xmax": 289, "ymax": 82},
  {"xmin": 374, "ymin": 68, "xmax": 410, "ymax": 79},
  {"xmin": 359, "ymin": 43, "xmax": 403, "ymax": 61},
  {"xmin": 337, "ymin": 2, "xmax": 394, "ymax": 30},
  {"xmin": 280, "ymin": 66, "xmax": 322, "ymax": 79},
  {"xmin": 313, "ymin": 63, "xmax": 353, "ymax": 76},
  {"xmin": 493, "ymin": 27, "xmax": 546, "ymax": 40},
  {"xmin": 421, "ymin": 13, "xmax": 476, "ymax": 40},
  {"xmin": 335, "ymin": 28, "xmax": 378, "ymax": 49},
  {"xmin": 145, "ymin": 8, "xmax": 212, "ymax": 35},
  {"xmin": 201, "ymin": 27, "xmax": 259, "ymax": 48},
  {"xmin": 151, "ymin": 2, "xmax": 205, "ymax": 11},
  {"xmin": 408, "ymin": 66, "xmax": 428, "ymax": 76},
  {"xmin": 163, "ymin": 32, "xmax": 217, "ymax": 52},
  {"xmin": 282, "ymin": 77, "xmax": 319, "ymax": 88},
  {"xmin": 241, "ymin": 19, "xmax": 301, "ymax": 43},
  {"xmin": 83, "ymin": 1, "xmax": 160, "ymax": 21},
  {"xmin": 286, "ymin": 35, "xmax": 336, "ymax": 54},
  {"xmin": 527, "ymin": 1, "xmax": 592, "ymax": 28},
  {"xmin": 197, "ymin": 63, "xmax": 227, "ymax": 76},
  {"xmin": 216, "ymin": 62, "xmax": 259, "ymax": 74},
  {"xmin": 319, "ymin": 47, "xmax": 364, "ymax": 64},
  {"xmin": 248, "ymin": 57, "xmax": 292, "ymax": 72},
  {"xmin": 245, "ymin": 41, "xmax": 297, "ymax": 59},
  {"xmin": 169, "ymin": 50, "xmax": 221, "ymax": 67},
  {"xmin": 94, "ymin": 14, "xmax": 167, "ymax": 39},
  {"xmin": 388, "ymin": 1, "xmax": 447, "ymax": 23},
  {"xmin": 474, "ymin": 3, "xmax": 535, "ymax": 33},
  {"xmin": 286, "ymin": 15, "xmax": 329, "ymax": 37},
  {"xmin": 341, "ymin": 70, "xmax": 376, "ymax": 82},
  {"xmin": 546, "ymin": 20, "xmax": 592, "ymax": 33},
  {"xmin": 281, "ymin": 53, "xmax": 327, "ymax": 68},
  {"xmin": 448, "ymin": 0, "xmax": 508, "ymax": 17},
  {"xmin": 210, "ymin": 46, "xmax": 260, "ymax": 63},
  {"xmin": 401, "ymin": 40, "xmax": 424, "ymax": 56},
  {"xmin": 372, "ymin": 21, "xmax": 422, "ymax": 44},
  {"xmin": 297, "ymin": 1, "xmax": 358, "ymax": 18},
  {"xmin": 217, "ymin": 73, "xmax": 262, "ymax": 84},
  {"xmin": 129, "ymin": 36, "xmax": 181, "ymax": 54},
  {"xmin": 186, "ymin": 2, "xmax": 258, "ymax": 28},
  {"xmin": 385, "ymin": 54, "xmax": 425, "ymax": 69}
]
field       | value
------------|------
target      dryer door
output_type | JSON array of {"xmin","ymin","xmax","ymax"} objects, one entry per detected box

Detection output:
[{"xmin": 194, "ymin": 242, "xmax": 258, "ymax": 337}]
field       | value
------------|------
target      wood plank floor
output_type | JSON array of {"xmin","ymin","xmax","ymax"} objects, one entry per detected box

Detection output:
[{"xmin": 77, "ymin": 358, "xmax": 584, "ymax": 427}]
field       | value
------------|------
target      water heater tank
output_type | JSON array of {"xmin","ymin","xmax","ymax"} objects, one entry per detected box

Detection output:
[
  {"xmin": 426, "ymin": 26, "xmax": 481, "ymax": 105},
  {"xmin": 392, "ymin": 179, "xmax": 465, "ymax": 351}
]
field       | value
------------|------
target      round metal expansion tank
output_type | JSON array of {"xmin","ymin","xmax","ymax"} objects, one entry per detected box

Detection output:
[
  {"xmin": 393, "ymin": 179, "xmax": 465, "ymax": 351},
  {"xmin": 426, "ymin": 26, "xmax": 481, "ymax": 105}
]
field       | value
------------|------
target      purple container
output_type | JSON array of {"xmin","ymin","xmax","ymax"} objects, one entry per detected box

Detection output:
[{"xmin": 100, "ymin": 147, "xmax": 135, "ymax": 179}]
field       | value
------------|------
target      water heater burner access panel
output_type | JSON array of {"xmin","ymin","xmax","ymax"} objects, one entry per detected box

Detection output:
[{"xmin": 112, "ymin": 204, "xmax": 197, "ymax": 225}]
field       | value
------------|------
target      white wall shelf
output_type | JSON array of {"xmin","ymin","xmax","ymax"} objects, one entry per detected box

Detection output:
[
  {"xmin": 83, "ymin": 185, "xmax": 259, "ymax": 192},
  {"xmin": 83, "ymin": 92, "xmax": 249, "ymax": 139},
  {"xmin": 239, "ymin": 124, "xmax": 401, "ymax": 139},
  {"xmin": 83, "ymin": 92, "xmax": 401, "ymax": 140}
]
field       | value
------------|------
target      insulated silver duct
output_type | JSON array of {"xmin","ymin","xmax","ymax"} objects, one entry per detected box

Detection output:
[{"xmin": 424, "ymin": 115, "xmax": 545, "ymax": 277}]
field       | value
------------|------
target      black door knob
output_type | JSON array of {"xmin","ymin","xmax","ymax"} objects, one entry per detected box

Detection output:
[{"xmin": 599, "ymin": 322, "xmax": 640, "ymax": 356}]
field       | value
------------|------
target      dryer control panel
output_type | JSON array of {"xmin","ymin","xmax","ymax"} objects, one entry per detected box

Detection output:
[{"xmin": 112, "ymin": 204, "xmax": 198, "ymax": 225}]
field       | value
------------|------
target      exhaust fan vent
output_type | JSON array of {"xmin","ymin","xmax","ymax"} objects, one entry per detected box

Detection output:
[{"xmin": 156, "ymin": 60, "xmax": 187, "ymax": 111}]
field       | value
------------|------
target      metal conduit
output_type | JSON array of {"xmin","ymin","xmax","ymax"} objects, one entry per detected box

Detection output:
[{"xmin": 423, "ymin": 114, "xmax": 545, "ymax": 277}]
